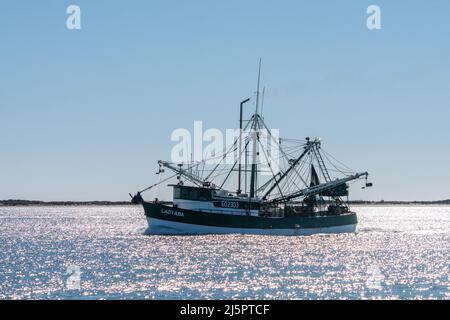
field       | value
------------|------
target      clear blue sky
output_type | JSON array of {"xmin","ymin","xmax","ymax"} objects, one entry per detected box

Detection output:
[{"xmin": 1, "ymin": 1, "xmax": 449, "ymax": 201}]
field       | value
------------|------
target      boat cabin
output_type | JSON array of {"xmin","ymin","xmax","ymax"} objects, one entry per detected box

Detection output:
[{"xmin": 170, "ymin": 184, "xmax": 261, "ymax": 216}]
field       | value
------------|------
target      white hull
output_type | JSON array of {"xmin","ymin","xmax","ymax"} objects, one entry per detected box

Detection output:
[{"xmin": 146, "ymin": 217, "xmax": 357, "ymax": 236}]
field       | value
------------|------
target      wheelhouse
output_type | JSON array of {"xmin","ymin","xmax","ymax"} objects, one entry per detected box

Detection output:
[{"xmin": 171, "ymin": 185, "xmax": 213, "ymax": 202}]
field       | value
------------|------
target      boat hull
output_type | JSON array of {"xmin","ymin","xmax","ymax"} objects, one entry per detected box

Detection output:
[{"xmin": 142, "ymin": 202, "xmax": 357, "ymax": 236}]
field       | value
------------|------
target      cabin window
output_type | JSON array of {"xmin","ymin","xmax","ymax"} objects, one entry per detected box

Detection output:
[
  {"xmin": 181, "ymin": 189, "xmax": 190, "ymax": 199},
  {"xmin": 188, "ymin": 190, "xmax": 198, "ymax": 200},
  {"xmin": 198, "ymin": 189, "xmax": 209, "ymax": 201},
  {"xmin": 174, "ymin": 187, "xmax": 211, "ymax": 201}
]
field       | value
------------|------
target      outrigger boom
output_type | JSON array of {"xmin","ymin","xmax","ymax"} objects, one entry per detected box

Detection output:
[{"xmin": 268, "ymin": 172, "xmax": 369, "ymax": 204}]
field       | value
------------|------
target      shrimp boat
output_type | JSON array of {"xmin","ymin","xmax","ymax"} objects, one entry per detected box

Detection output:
[{"xmin": 131, "ymin": 64, "xmax": 372, "ymax": 235}]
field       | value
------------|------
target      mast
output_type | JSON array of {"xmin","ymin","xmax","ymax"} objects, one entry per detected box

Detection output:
[
  {"xmin": 263, "ymin": 138, "xmax": 317, "ymax": 199},
  {"xmin": 249, "ymin": 125, "xmax": 258, "ymax": 198},
  {"xmin": 250, "ymin": 59, "xmax": 262, "ymax": 198},
  {"xmin": 238, "ymin": 98, "xmax": 250, "ymax": 194},
  {"xmin": 254, "ymin": 59, "xmax": 262, "ymax": 115},
  {"xmin": 260, "ymin": 87, "xmax": 265, "ymax": 119}
]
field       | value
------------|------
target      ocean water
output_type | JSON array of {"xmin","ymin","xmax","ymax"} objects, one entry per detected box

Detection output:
[{"xmin": 0, "ymin": 205, "xmax": 448, "ymax": 300}]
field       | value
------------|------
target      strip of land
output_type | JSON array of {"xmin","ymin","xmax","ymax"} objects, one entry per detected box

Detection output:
[
  {"xmin": 0, "ymin": 200, "xmax": 133, "ymax": 206},
  {"xmin": 0, "ymin": 199, "xmax": 449, "ymax": 206},
  {"xmin": 349, "ymin": 199, "xmax": 450, "ymax": 205}
]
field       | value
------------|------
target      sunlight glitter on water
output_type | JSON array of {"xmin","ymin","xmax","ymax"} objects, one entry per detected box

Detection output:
[{"xmin": 0, "ymin": 205, "xmax": 448, "ymax": 299}]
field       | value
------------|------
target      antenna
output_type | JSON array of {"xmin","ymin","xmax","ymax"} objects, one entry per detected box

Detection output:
[
  {"xmin": 260, "ymin": 87, "xmax": 266, "ymax": 119},
  {"xmin": 250, "ymin": 59, "xmax": 262, "ymax": 198},
  {"xmin": 255, "ymin": 58, "xmax": 262, "ymax": 117}
]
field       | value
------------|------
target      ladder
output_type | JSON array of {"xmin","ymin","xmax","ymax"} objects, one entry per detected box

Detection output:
[{"xmin": 313, "ymin": 146, "xmax": 331, "ymax": 182}]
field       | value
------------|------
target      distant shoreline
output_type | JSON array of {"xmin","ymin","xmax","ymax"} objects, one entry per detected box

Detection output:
[
  {"xmin": 0, "ymin": 200, "xmax": 134, "ymax": 206},
  {"xmin": 1, "ymin": 199, "xmax": 449, "ymax": 207}
]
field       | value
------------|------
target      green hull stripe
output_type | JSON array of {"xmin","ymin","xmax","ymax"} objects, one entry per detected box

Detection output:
[{"xmin": 142, "ymin": 202, "xmax": 357, "ymax": 229}]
